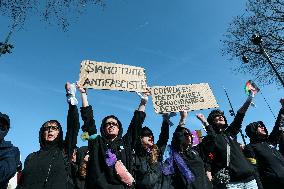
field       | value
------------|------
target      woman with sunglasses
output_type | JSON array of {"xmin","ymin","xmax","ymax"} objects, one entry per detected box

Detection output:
[
  {"xmin": 78, "ymin": 85, "xmax": 149, "ymax": 189},
  {"xmin": 243, "ymin": 98, "xmax": 284, "ymax": 189},
  {"xmin": 162, "ymin": 111, "xmax": 212, "ymax": 189},
  {"xmin": 17, "ymin": 82, "xmax": 81, "ymax": 189}
]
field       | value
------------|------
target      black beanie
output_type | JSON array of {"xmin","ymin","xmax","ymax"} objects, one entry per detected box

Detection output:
[{"xmin": 141, "ymin": 126, "xmax": 154, "ymax": 139}]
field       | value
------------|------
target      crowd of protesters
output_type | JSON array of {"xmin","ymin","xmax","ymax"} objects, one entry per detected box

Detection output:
[{"xmin": 0, "ymin": 82, "xmax": 284, "ymax": 189}]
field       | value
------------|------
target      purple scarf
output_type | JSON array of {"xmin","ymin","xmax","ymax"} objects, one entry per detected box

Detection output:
[
  {"xmin": 106, "ymin": 149, "xmax": 117, "ymax": 166},
  {"xmin": 162, "ymin": 146, "xmax": 195, "ymax": 183}
]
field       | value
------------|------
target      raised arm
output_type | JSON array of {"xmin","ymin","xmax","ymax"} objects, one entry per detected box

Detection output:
[
  {"xmin": 196, "ymin": 112, "xmax": 218, "ymax": 181},
  {"xmin": 156, "ymin": 114, "xmax": 170, "ymax": 154},
  {"xmin": 64, "ymin": 82, "xmax": 80, "ymax": 159},
  {"xmin": 227, "ymin": 93, "xmax": 254, "ymax": 136},
  {"xmin": 123, "ymin": 90, "xmax": 150, "ymax": 148},
  {"xmin": 77, "ymin": 83, "xmax": 97, "ymax": 135},
  {"xmin": 268, "ymin": 98, "xmax": 284, "ymax": 144},
  {"xmin": 178, "ymin": 110, "xmax": 187, "ymax": 128}
]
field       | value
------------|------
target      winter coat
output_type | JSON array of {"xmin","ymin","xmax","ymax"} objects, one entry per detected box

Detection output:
[
  {"xmin": 244, "ymin": 108, "xmax": 284, "ymax": 189},
  {"xmin": 133, "ymin": 119, "xmax": 170, "ymax": 189},
  {"xmin": 0, "ymin": 112, "xmax": 20, "ymax": 189},
  {"xmin": 80, "ymin": 105, "xmax": 146, "ymax": 189},
  {"xmin": 17, "ymin": 104, "xmax": 80, "ymax": 189},
  {"xmin": 0, "ymin": 140, "xmax": 20, "ymax": 189},
  {"xmin": 162, "ymin": 125, "xmax": 212, "ymax": 189},
  {"xmin": 201, "ymin": 112, "xmax": 255, "ymax": 183}
]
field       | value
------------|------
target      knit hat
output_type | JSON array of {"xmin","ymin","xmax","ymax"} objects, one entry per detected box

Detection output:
[{"xmin": 141, "ymin": 126, "xmax": 154, "ymax": 138}]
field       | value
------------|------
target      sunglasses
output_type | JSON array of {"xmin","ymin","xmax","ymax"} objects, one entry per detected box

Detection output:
[
  {"xmin": 44, "ymin": 126, "xmax": 59, "ymax": 131},
  {"xmin": 105, "ymin": 122, "xmax": 119, "ymax": 127}
]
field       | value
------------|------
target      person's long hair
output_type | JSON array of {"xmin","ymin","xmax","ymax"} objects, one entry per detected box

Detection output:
[{"xmin": 149, "ymin": 144, "xmax": 159, "ymax": 164}]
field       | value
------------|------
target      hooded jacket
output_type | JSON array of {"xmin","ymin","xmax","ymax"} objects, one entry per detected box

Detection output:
[
  {"xmin": 162, "ymin": 125, "xmax": 212, "ymax": 189},
  {"xmin": 17, "ymin": 104, "xmax": 80, "ymax": 189},
  {"xmin": 80, "ymin": 105, "xmax": 146, "ymax": 189},
  {"xmin": 0, "ymin": 113, "xmax": 20, "ymax": 189},
  {"xmin": 133, "ymin": 119, "xmax": 169, "ymax": 189},
  {"xmin": 201, "ymin": 110, "xmax": 255, "ymax": 183},
  {"xmin": 244, "ymin": 108, "xmax": 284, "ymax": 189}
]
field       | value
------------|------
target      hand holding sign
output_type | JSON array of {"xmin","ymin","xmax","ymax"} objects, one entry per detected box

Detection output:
[{"xmin": 79, "ymin": 60, "xmax": 147, "ymax": 92}]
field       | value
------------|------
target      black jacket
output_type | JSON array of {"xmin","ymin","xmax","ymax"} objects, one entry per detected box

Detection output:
[
  {"xmin": 17, "ymin": 104, "xmax": 80, "ymax": 189},
  {"xmin": 162, "ymin": 125, "xmax": 212, "ymax": 189},
  {"xmin": 134, "ymin": 119, "xmax": 169, "ymax": 189},
  {"xmin": 201, "ymin": 112, "xmax": 255, "ymax": 183},
  {"xmin": 244, "ymin": 108, "xmax": 284, "ymax": 189},
  {"xmin": 0, "ymin": 140, "xmax": 20, "ymax": 189},
  {"xmin": 80, "ymin": 105, "xmax": 146, "ymax": 189}
]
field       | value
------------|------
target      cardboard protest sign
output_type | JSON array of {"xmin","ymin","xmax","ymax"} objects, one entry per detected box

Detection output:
[
  {"xmin": 78, "ymin": 60, "xmax": 147, "ymax": 92},
  {"xmin": 151, "ymin": 83, "xmax": 218, "ymax": 113}
]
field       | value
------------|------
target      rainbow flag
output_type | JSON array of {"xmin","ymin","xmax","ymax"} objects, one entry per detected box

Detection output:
[{"xmin": 244, "ymin": 80, "xmax": 260, "ymax": 96}]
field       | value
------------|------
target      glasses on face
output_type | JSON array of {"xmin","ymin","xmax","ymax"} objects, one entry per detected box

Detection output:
[
  {"xmin": 105, "ymin": 122, "xmax": 119, "ymax": 127},
  {"xmin": 44, "ymin": 126, "xmax": 59, "ymax": 131},
  {"xmin": 258, "ymin": 124, "xmax": 265, "ymax": 128}
]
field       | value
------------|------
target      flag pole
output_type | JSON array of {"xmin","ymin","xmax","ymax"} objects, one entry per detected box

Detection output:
[
  {"xmin": 223, "ymin": 87, "xmax": 247, "ymax": 145},
  {"xmin": 260, "ymin": 91, "xmax": 276, "ymax": 120}
]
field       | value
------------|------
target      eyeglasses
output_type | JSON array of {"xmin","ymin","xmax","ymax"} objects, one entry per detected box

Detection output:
[
  {"xmin": 258, "ymin": 124, "xmax": 265, "ymax": 128},
  {"xmin": 105, "ymin": 122, "xmax": 119, "ymax": 127},
  {"xmin": 44, "ymin": 126, "xmax": 59, "ymax": 131}
]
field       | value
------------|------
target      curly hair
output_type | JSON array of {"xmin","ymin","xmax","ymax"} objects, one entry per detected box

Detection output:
[{"xmin": 149, "ymin": 144, "xmax": 159, "ymax": 164}]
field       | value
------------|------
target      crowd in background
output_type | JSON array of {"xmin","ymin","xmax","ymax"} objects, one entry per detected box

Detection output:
[{"xmin": 1, "ymin": 82, "xmax": 284, "ymax": 189}]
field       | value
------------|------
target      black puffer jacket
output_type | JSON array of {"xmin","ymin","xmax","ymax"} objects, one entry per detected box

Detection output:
[
  {"xmin": 17, "ymin": 104, "xmax": 80, "ymax": 189},
  {"xmin": 244, "ymin": 108, "xmax": 284, "ymax": 189},
  {"xmin": 133, "ymin": 119, "xmax": 169, "ymax": 189},
  {"xmin": 81, "ymin": 105, "xmax": 146, "ymax": 189}
]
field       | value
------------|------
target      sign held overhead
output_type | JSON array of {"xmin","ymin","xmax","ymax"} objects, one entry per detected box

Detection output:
[
  {"xmin": 151, "ymin": 83, "xmax": 218, "ymax": 113},
  {"xmin": 79, "ymin": 60, "xmax": 147, "ymax": 92}
]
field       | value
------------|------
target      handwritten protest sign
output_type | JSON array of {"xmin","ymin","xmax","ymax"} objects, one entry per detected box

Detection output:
[
  {"xmin": 151, "ymin": 83, "xmax": 218, "ymax": 113},
  {"xmin": 78, "ymin": 60, "xmax": 147, "ymax": 92}
]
